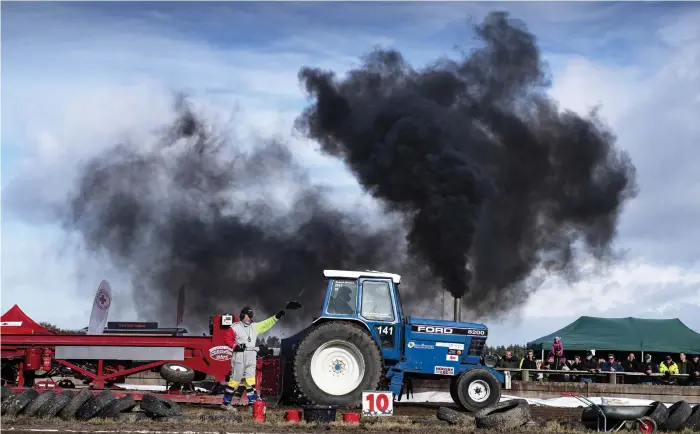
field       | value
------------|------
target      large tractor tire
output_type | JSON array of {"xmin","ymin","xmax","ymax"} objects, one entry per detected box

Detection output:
[
  {"xmin": 293, "ymin": 322, "xmax": 383, "ymax": 407},
  {"xmin": 449, "ymin": 376, "xmax": 461, "ymax": 408},
  {"xmin": 454, "ymin": 369, "xmax": 502, "ymax": 413}
]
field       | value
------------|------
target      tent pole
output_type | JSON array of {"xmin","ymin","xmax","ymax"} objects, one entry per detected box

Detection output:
[{"xmin": 541, "ymin": 349, "xmax": 544, "ymax": 361}]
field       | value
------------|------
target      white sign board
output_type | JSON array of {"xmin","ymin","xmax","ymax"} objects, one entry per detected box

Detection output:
[{"xmin": 362, "ymin": 391, "xmax": 393, "ymax": 416}]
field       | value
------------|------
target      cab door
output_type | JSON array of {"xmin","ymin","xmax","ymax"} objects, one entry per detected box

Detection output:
[{"xmin": 359, "ymin": 278, "xmax": 401, "ymax": 362}]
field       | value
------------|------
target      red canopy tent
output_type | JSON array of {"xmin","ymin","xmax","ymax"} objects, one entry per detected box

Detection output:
[{"xmin": 0, "ymin": 304, "xmax": 56, "ymax": 334}]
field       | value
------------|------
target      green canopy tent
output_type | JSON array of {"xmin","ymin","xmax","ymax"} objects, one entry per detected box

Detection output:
[{"xmin": 527, "ymin": 316, "xmax": 700, "ymax": 355}]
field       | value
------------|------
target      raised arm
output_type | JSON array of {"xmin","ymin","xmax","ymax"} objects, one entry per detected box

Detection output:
[{"xmin": 254, "ymin": 315, "xmax": 279, "ymax": 335}]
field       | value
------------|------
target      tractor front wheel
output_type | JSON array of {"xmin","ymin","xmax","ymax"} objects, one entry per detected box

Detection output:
[
  {"xmin": 455, "ymin": 369, "xmax": 502, "ymax": 412},
  {"xmin": 293, "ymin": 322, "xmax": 382, "ymax": 407}
]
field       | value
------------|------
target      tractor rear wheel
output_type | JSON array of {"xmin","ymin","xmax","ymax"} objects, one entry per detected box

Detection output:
[
  {"xmin": 455, "ymin": 369, "xmax": 501, "ymax": 412},
  {"xmin": 293, "ymin": 322, "xmax": 382, "ymax": 407}
]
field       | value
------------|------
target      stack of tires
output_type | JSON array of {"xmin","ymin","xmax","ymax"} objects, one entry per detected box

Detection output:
[
  {"xmin": 644, "ymin": 400, "xmax": 700, "ymax": 432},
  {"xmin": 0, "ymin": 387, "xmax": 183, "ymax": 422},
  {"xmin": 437, "ymin": 399, "xmax": 534, "ymax": 429}
]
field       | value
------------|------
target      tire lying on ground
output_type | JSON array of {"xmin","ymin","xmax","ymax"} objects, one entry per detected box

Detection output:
[
  {"xmin": 23, "ymin": 390, "xmax": 56, "ymax": 417},
  {"xmin": 647, "ymin": 401, "xmax": 669, "ymax": 426},
  {"xmin": 1, "ymin": 386, "xmax": 14, "ymax": 402},
  {"xmin": 682, "ymin": 404, "xmax": 700, "ymax": 431},
  {"xmin": 94, "ymin": 396, "xmax": 137, "ymax": 418},
  {"xmin": 660, "ymin": 400, "xmax": 692, "ymax": 432},
  {"xmin": 140, "ymin": 393, "xmax": 182, "ymax": 417},
  {"xmin": 436, "ymin": 406, "xmax": 474, "ymax": 425},
  {"xmin": 76, "ymin": 390, "xmax": 116, "ymax": 421},
  {"xmin": 59, "ymin": 388, "xmax": 93, "ymax": 420},
  {"xmin": 2, "ymin": 389, "xmax": 39, "ymax": 416},
  {"xmin": 474, "ymin": 399, "xmax": 531, "ymax": 430},
  {"xmin": 160, "ymin": 364, "xmax": 196, "ymax": 384},
  {"xmin": 36, "ymin": 391, "xmax": 75, "ymax": 418}
]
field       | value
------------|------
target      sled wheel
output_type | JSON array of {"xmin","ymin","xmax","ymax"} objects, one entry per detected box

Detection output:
[
  {"xmin": 160, "ymin": 364, "xmax": 195, "ymax": 384},
  {"xmin": 293, "ymin": 322, "xmax": 382, "ymax": 407},
  {"xmin": 636, "ymin": 416, "xmax": 657, "ymax": 434}
]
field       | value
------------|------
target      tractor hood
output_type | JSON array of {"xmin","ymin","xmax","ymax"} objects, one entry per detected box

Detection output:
[{"xmin": 406, "ymin": 317, "xmax": 488, "ymax": 337}]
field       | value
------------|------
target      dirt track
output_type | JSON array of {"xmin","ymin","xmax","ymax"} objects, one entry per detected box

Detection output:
[{"xmin": 1, "ymin": 402, "xmax": 591, "ymax": 433}]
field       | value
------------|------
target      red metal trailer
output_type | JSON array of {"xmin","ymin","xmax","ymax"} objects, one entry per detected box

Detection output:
[{"xmin": 0, "ymin": 305, "xmax": 281, "ymax": 404}]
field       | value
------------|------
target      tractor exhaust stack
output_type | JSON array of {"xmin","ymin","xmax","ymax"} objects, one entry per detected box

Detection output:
[{"xmin": 454, "ymin": 298, "xmax": 461, "ymax": 322}]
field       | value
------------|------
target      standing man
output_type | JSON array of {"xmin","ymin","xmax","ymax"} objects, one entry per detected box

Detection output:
[{"xmin": 221, "ymin": 305, "xmax": 287, "ymax": 410}]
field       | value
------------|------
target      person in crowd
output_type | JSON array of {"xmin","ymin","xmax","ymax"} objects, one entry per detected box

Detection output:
[
  {"xmin": 601, "ymin": 354, "xmax": 624, "ymax": 372},
  {"xmin": 658, "ymin": 355, "xmax": 680, "ymax": 385},
  {"xmin": 535, "ymin": 359, "xmax": 544, "ymax": 381},
  {"xmin": 545, "ymin": 347, "xmax": 569, "ymax": 381},
  {"xmin": 638, "ymin": 354, "xmax": 657, "ymax": 385},
  {"xmin": 621, "ymin": 353, "xmax": 641, "ymax": 384},
  {"xmin": 576, "ymin": 350, "xmax": 600, "ymax": 383},
  {"xmin": 500, "ymin": 350, "xmax": 520, "ymax": 369},
  {"xmin": 499, "ymin": 350, "xmax": 521, "ymax": 380},
  {"xmin": 598, "ymin": 357, "xmax": 606, "ymax": 369},
  {"xmin": 622, "ymin": 353, "xmax": 640, "ymax": 372},
  {"xmin": 567, "ymin": 354, "xmax": 583, "ymax": 382},
  {"xmin": 552, "ymin": 336, "xmax": 564, "ymax": 356},
  {"xmin": 569, "ymin": 355, "xmax": 583, "ymax": 370},
  {"xmin": 659, "ymin": 355, "xmax": 680, "ymax": 374},
  {"xmin": 678, "ymin": 353, "xmax": 692, "ymax": 385},
  {"xmin": 690, "ymin": 355, "xmax": 700, "ymax": 386},
  {"xmin": 520, "ymin": 349, "xmax": 538, "ymax": 369},
  {"xmin": 678, "ymin": 353, "xmax": 690, "ymax": 374}
]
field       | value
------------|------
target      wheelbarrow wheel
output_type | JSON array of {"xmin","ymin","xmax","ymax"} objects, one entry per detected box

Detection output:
[{"xmin": 635, "ymin": 416, "xmax": 657, "ymax": 434}]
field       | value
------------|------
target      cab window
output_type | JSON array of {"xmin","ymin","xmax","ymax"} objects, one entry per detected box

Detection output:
[
  {"xmin": 326, "ymin": 280, "xmax": 358, "ymax": 316},
  {"xmin": 361, "ymin": 280, "xmax": 395, "ymax": 322}
]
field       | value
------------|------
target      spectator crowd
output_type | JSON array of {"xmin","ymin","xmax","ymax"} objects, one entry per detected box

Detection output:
[{"xmin": 497, "ymin": 336, "xmax": 700, "ymax": 386}]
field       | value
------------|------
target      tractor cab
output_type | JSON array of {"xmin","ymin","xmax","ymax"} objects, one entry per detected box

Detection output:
[{"xmin": 317, "ymin": 270, "xmax": 404, "ymax": 363}]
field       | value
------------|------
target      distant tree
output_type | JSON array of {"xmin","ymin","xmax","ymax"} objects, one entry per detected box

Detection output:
[
  {"xmin": 255, "ymin": 335, "xmax": 282, "ymax": 348},
  {"xmin": 484, "ymin": 344, "xmax": 527, "ymax": 359},
  {"xmin": 265, "ymin": 335, "xmax": 281, "ymax": 348},
  {"xmin": 39, "ymin": 322, "xmax": 86, "ymax": 334}
]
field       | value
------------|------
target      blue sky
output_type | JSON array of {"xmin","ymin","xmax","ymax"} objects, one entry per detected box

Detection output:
[{"xmin": 2, "ymin": 1, "xmax": 700, "ymax": 346}]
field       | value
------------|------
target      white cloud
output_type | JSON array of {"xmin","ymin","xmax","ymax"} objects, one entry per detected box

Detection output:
[{"xmin": 2, "ymin": 3, "xmax": 699, "ymax": 344}]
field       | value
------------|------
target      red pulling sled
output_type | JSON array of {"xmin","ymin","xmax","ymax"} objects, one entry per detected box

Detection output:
[{"xmin": 0, "ymin": 305, "xmax": 280, "ymax": 404}]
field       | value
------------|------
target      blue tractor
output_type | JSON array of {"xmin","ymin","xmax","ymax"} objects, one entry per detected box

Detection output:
[{"xmin": 280, "ymin": 269, "xmax": 505, "ymax": 412}]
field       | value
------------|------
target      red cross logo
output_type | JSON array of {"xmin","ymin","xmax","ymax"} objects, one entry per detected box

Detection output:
[{"xmin": 96, "ymin": 289, "xmax": 111, "ymax": 310}]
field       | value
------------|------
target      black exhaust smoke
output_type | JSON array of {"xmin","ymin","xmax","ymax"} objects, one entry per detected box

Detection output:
[
  {"xmin": 295, "ymin": 11, "xmax": 638, "ymax": 317},
  {"xmin": 63, "ymin": 97, "xmax": 435, "ymax": 328},
  {"xmin": 63, "ymin": 11, "xmax": 637, "ymax": 326}
]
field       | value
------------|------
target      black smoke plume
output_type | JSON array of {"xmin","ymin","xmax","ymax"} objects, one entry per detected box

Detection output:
[
  {"xmin": 295, "ymin": 11, "xmax": 638, "ymax": 315},
  {"xmin": 65, "ymin": 11, "xmax": 637, "ymax": 326},
  {"xmin": 65, "ymin": 97, "xmax": 436, "ymax": 328}
]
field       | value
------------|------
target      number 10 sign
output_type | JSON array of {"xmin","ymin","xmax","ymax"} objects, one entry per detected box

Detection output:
[{"xmin": 362, "ymin": 391, "xmax": 393, "ymax": 416}]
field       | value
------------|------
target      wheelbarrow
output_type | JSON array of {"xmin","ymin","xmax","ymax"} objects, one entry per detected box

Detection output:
[{"xmin": 562, "ymin": 393, "xmax": 657, "ymax": 433}]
